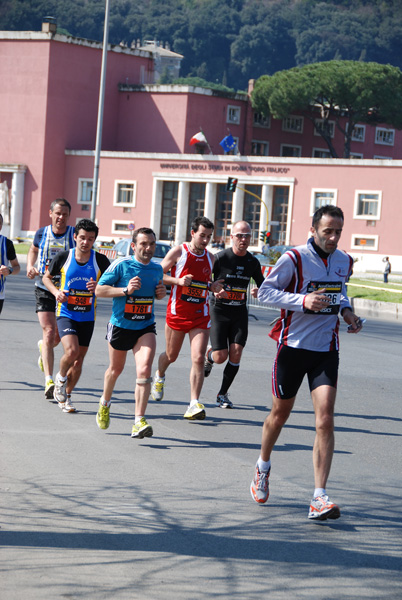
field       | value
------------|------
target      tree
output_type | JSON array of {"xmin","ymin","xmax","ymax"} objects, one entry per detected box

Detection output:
[{"xmin": 252, "ymin": 60, "xmax": 402, "ymax": 158}]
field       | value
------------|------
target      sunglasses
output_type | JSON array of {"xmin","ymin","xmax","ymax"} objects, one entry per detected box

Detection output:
[{"xmin": 233, "ymin": 233, "xmax": 251, "ymax": 239}]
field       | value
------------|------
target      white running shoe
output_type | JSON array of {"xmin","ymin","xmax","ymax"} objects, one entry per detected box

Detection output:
[{"xmin": 54, "ymin": 373, "xmax": 68, "ymax": 403}]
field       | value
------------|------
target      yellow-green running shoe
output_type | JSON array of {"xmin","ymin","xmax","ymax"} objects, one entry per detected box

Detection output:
[
  {"xmin": 151, "ymin": 374, "xmax": 165, "ymax": 401},
  {"xmin": 37, "ymin": 340, "xmax": 44, "ymax": 372},
  {"xmin": 131, "ymin": 417, "xmax": 153, "ymax": 439},
  {"xmin": 183, "ymin": 402, "xmax": 206, "ymax": 420},
  {"xmin": 96, "ymin": 401, "xmax": 110, "ymax": 430},
  {"xmin": 44, "ymin": 379, "xmax": 55, "ymax": 400}
]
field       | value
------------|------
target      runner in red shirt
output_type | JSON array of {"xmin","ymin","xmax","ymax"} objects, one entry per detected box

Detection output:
[{"xmin": 151, "ymin": 217, "xmax": 224, "ymax": 420}]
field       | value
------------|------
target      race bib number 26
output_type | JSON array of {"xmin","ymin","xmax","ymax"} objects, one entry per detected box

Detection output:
[{"xmin": 305, "ymin": 281, "xmax": 342, "ymax": 315}]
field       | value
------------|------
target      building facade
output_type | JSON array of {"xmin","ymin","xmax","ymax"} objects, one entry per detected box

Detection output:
[{"xmin": 1, "ymin": 26, "xmax": 402, "ymax": 272}]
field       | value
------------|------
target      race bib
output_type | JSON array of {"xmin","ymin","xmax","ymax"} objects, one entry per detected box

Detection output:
[
  {"xmin": 181, "ymin": 280, "xmax": 208, "ymax": 304},
  {"xmin": 66, "ymin": 288, "xmax": 93, "ymax": 312},
  {"xmin": 305, "ymin": 281, "xmax": 342, "ymax": 315},
  {"xmin": 124, "ymin": 296, "xmax": 153, "ymax": 321},
  {"xmin": 221, "ymin": 285, "xmax": 247, "ymax": 306}
]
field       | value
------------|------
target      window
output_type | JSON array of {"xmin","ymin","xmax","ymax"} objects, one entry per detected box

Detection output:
[
  {"xmin": 253, "ymin": 112, "xmax": 270, "ymax": 128},
  {"xmin": 314, "ymin": 119, "xmax": 335, "ymax": 138},
  {"xmin": 243, "ymin": 185, "xmax": 262, "ymax": 242},
  {"xmin": 351, "ymin": 235, "xmax": 378, "ymax": 251},
  {"xmin": 375, "ymin": 127, "xmax": 395, "ymax": 146},
  {"xmin": 351, "ymin": 125, "xmax": 365, "ymax": 142},
  {"xmin": 311, "ymin": 189, "xmax": 337, "ymax": 214},
  {"xmin": 77, "ymin": 178, "xmax": 93, "ymax": 205},
  {"xmin": 215, "ymin": 183, "xmax": 233, "ymax": 244},
  {"xmin": 374, "ymin": 155, "xmax": 392, "ymax": 160},
  {"xmin": 160, "ymin": 181, "xmax": 178, "ymax": 240},
  {"xmin": 350, "ymin": 152, "xmax": 363, "ymax": 159},
  {"xmin": 114, "ymin": 181, "xmax": 136, "ymax": 207},
  {"xmin": 354, "ymin": 191, "xmax": 382, "ymax": 220},
  {"xmin": 227, "ymin": 105, "xmax": 241, "ymax": 124},
  {"xmin": 251, "ymin": 141, "xmax": 269, "ymax": 156},
  {"xmin": 313, "ymin": 148, "xmax": 331, "ymax": 158},
  {"xmin": 111, "ymin": 221, "xmax": 134, "ymax": 235},
  {"xmin": 280, "ymin": 144, "xmax": 301, "ymax": 157},
  {"xmin": 187, "ymin": 183, "xmax": 206, "ymax": 235},
  {"xmin": 282, "ymin": 115, "xmax": 303, "ymax": 133}
]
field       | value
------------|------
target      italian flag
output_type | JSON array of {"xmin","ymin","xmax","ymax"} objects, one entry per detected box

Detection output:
[{"xmin": 190, "ymin": 131, "xmax": 207, "ymax": 145}]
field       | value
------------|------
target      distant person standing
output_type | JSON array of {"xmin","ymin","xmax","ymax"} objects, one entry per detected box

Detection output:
[
  {"xmin": 26, "ymin": 199, "xmax": 75, "ymax": 399},
  {"xmin": 0, "ymin": 213, "xmax": 20, "ymax": 315},
  {"xmin": 383, "ymin": 257, "xmax": 391, "ymax": 283}
]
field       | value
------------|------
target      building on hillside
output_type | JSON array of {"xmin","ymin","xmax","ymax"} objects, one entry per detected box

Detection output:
[
  {"xmin": 138, "ymin": 40, "xmax": 183, "ymax": 82},
  {"xmin": 1, "ymin": 23, "xmax": 402, "ymax": 272}
]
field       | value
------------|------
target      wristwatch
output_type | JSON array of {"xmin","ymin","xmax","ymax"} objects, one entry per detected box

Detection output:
[
  {"xmin": 8, "ymin": 267, "xmax": 13, "ymax": 274},
  {"xmin": 122, "ymin": 286, "xmax": 129, "ymax": 295}
]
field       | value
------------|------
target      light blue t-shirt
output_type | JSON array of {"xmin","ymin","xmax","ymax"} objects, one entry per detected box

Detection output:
[{"xmin": 98, "ymin": 256, "xmax": 163, "ymax": 330}]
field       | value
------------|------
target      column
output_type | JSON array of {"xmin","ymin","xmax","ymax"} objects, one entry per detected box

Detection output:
[
  {"xmin": 10, "ymin": 169, "xmax": 26, "ymax": 240},
  {"xmin": 232, "ymin": 186, "xmax": 244, "ymax": 225},
  {"xmin": 175, "ymin": 180, "xmax": 189, "ymax": 244},
  {"xmin": 204, "ymin": 182, "xmax": 217, "ymax": 222},
  {"xmin": 150, "ymin": 179, "xmax": 163, "ymax": 237}
]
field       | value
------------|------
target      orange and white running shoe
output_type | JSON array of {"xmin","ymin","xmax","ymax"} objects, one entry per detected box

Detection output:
[
  {"xmin": 308, "ymin": 494, "xmax": 340, "ymax": 520},
  {"xmin": 250, "ymin": 464, "xmax": 270, "ymax": 504}
]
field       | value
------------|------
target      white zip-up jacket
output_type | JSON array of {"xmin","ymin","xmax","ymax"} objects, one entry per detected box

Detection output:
[{"xmin": 258, "ymin": 238, "xmax": 353, "ymax": 351}]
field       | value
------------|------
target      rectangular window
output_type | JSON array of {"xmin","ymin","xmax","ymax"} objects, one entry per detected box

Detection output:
[
  {"xmin": 350, "ymin": 152, "xmax": 363, "ymax": 159},
  {"xmin": 314, "ymin": 119, "xmax": 335, "ymax": 138},
  {"xmin": 227, "ymin": 105, "xmax": 241, "ymax": 124},
  {"xmin": 351, "ymin": 125, "xmax": 366, "ymax": 142},
  {"xmin": 374, "ymin": 155, "xmax": 392, "ymax": 160},
  {"xmin": 160, "ymin": 181, "xmax": 178, "ymax": 240},
  {"xmin": 186, "ymin": 183, "xmax": 206, "ymax": 238},
  {"xmin": 114, "ymin": 181, "xmax": 136, "ymax": 207},
  {"xmin": 311, "ymin": 189, "xmax": 337, "ymax": 214},
  {"xmin": 282, "ymin": 115, "xmax": 303, "ymax": 133},
  {"xmin": 354, "ymin": 191, "xmax": 382, "ymax": 220},
  {"xmin": 351, "ymin": 235, "xmax": 378, "ymax": 251},
  {"xmin": 375, "ymin": 127, "xmax": 395, "ymax": 146},
  {"xmin": 271, "ymin": 186, "xmax": 289, "ymax": 245},
  {"xmin": 215, "ymin": 183, "xmax": 233, "ymax": 245},
  {"xmin": 111, "ymin": 221, "xmax": 134, "ymax": 235},
  {"xmin": 77, "ymin": 178, "xmax": 93, "ymax": 205},
  {"xmin": 253, "ymin": 112, "xmax": 270, "ymax": 128},
  {"xmin": 251, "ymin": 140, "xmax": 269, "ymax": 156},
  {"xmin": 280, "ymin": 144, "xmax": 301, "ymax": 157},
  {"xmin": 243, "ymin": 185, "xmax": 262, "ymax": 243},
  {"xmin": 313, "ymin": 148, "xmax": 331, "ymax": 158}
]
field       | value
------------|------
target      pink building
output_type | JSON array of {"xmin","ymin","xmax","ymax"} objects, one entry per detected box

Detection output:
[{"xmin": 1, "ymin": 25, "xmax": 402, "ymax": 272}]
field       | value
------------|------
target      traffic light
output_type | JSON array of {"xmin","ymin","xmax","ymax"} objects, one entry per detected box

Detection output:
[
  {"xmin": 226, "ymin": 177, "xmax": 238, "ymax": 192},
  {"xmin": 260, "ymin": 231, "xmax": 271, "ymax": 244}
]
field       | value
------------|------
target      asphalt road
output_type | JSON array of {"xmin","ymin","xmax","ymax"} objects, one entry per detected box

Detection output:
[{"xmin": 1, "ymin": 273, "xmax": 401, "ymax": 599}]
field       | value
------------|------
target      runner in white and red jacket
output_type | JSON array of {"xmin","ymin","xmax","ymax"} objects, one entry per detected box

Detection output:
[{"xmin": 250, "ymin": 204, "xmax": 364, "ymax": 521}]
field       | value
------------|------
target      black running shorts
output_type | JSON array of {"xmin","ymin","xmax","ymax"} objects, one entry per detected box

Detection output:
[
  {"xmin": 57, "ymin": 316, "xmax": 95, "ymax": 347},
  {"xmin": 209, "ymin": 304, "xmax": 248, "ymax": 350},
  {"xmin": 35, "ymin": 286, "xmax": 56, "ymax": 313},
  {"xmin": 106, "ymin": 322, "xmax": 156, "ymax": 351},
  {"xmin": 272, "ymin": 344, "xmax": 339, "ymax": 400}
]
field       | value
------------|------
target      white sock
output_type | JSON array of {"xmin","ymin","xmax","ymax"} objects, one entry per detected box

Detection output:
[
  {"xmin": 314, "ymin": 488, "xmax": 326, "ymax": 498},
  {"xmin": 45, "ymin": 375, "xmax": 53, "ymax": 383},
  {"xmin": 100, "ymin": 396, "xmax": 111, "ymax": 407},
  {"xmin": 57, "ymin": 372, "xmax": 67, "ymax": 382},
  {"xmin": 257, "ymin": 456, "xmax": 271, "ymax": 473},
  {"xmin": 135, "ymin": 415, "xmax": 143, "ymax": 424},
  {"xmin": 156, "ymin": 370, "xmax": 165, "ymax": 381},
  {"xmin": 190, "ymin": 399, "xmax": 199, "ymax": 407}
]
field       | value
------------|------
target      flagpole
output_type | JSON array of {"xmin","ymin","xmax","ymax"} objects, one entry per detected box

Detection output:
[{"xmin": 200, "ymin": 128, "xmax": 213, "ymax": 155}]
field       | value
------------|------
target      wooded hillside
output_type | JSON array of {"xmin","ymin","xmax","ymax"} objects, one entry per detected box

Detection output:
[{"xmin": 1, "ymin": 0, "xmax": 401, "ymax": 90}]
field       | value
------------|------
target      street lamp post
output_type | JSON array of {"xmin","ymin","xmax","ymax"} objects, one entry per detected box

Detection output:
[{"xmin": 91, "ymin": 0, "xmax": 110, "ymax": 222}]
